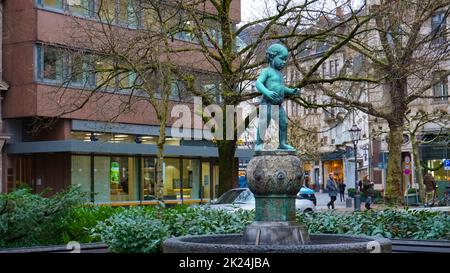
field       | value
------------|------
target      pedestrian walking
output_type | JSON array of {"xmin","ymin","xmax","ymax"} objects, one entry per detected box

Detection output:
[
  {"xmin": 326, "ymin": 173, "xmax": 338, "ymax": 209},
  {"xmin": 361, "ymin": 175, "xmax": 374, "ymax": 210},
  {"xmin": 423, "ymin": 172, "xmax": 436, "ymax": 206},
  {"xmin": 338, "ymin": 181, "xmax": 346, "ymax": 202}
]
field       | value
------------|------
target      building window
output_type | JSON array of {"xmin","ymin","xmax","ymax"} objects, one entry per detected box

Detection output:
[
  {"xmin": 431, "ymin": 12, "xmax": 447, "ymax": 45},
  {"xmin": 67, "ymin": 0, "xmax": 95, "ymax": 16},
  {"xmin": 98, "ymin": 0, "xmax": 117, "ymax": 22},
  {"xmin": 432, "ymin": 71, "xmax": 448, "ymax": 101},
  {"xmin": 40, "ymin": 46, "xmax": 64, "ymax": 82},
  {"xmin": 36, "ymin": 44, "xmax": 96, "ymax": 87},
  {"xmin": 41, "ymin": 0, "xmax": 63, "ymax": 9},
  {"xmin": 322, "ymin": 63, "xmax": 327, "ymax": 78},
  {"xmin": 118, "ymin": 0, "xmax": 141, "ymax": 28},
  {"xmin": 329, "ymin": 60, "xmax": 334, "ymax": 77},
  {"xmin": 334, "ymin": 60, "xmax": 339, "ymax": 76}
]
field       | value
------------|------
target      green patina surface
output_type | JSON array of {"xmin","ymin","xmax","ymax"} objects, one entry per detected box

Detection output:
[
  {"xmin": 255, "ymin": 43, "xmax": 300, "ymax": 151},
  {"xmin": 255, "ymin": 195, "xmax": 297, "ymax": 221}
]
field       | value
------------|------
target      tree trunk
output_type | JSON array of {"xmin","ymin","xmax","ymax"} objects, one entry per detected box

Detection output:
[
  {"xmin": 217, "ymin": 140, "xmax": 237, "ymax": 196},
  {"xmin": 155, "ymin": 118, "xmax": 167, "ymax": 201},
  {"xmin": 411, "ymin": 133, "xmax": 425, "ymax": 201},
  {"xmin": 385, "ymin": 124, "xmax": 404, "ymax": 205}
]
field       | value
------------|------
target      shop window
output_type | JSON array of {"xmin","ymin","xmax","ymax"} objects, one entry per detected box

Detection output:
[
  {"xmin": 182, "ymin": 159, "xmax": 201, "ymax": 200},
  {"xmin": 71, "ymin": 155, "xmax": 91, "ymax": 199},
  {"xmin": 213, "ymin": 164, "xmax": 220, "ymax": 199},
  {"xmin": 428, "ymin": 159, "xmax": 450, "ymax": 181},
  {"xmin": 201, "ymin": 162, "xmax": 211, "ymax": 200},
  {"xmin": 142, "ymin": 157, "xmax": 156, "ymax": 200},
  {"xmin": 94, "ymin": 156, "xmax": 111, "ymax": 202},
  {"xmin": 109, "ymin": 156, "xmax": 139, "ymax": 202},
  {"xmin": 164, "ymin": 158, "xmax": 181, "ymax": 199}
]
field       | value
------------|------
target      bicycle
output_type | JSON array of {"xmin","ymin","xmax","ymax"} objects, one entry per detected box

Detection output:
[{"xmin": 429, "ymin": 185, "xmax": 450, "ymax": 207}]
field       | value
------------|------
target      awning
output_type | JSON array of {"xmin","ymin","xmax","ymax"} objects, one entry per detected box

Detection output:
[
  {"xmin": 320, "ymin": 150, "xmax": 346, "ymax": 161},
  {"xmin": 6, "ymin": 140, "xmax": 254, "ymax": 158}
]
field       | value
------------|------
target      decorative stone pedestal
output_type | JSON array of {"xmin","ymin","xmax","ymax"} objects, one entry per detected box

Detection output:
[{"xmin": 242, "ymin": 150, "xmax": 310, "ymax": 245}]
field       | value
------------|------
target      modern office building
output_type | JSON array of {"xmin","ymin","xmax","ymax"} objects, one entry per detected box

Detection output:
[{"xmin": 1, "ymin": 0, "xmax": 250, "ymax": 204}]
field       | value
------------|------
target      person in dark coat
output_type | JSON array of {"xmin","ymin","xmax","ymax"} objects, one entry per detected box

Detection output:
[
  {"xmin": 326, "ymin": 173, "xmax": 338, "ymax": 209},
  {"xmin": 361, "ymin": 175, "xmax": 374, "ymax": 210},
  {"xmin": 423, "ymin": 172, "xmax": 436, "ymax": 206},
  {"xmin": 338, "ymin": 181, "xmax": 346, "ymax": 202}
]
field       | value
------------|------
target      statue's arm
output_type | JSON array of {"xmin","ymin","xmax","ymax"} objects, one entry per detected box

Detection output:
[
  {"xmin": 255, "ymin": 70, "xmax": 272, "ymax": 97},
  {"xmin": 284, "ymin": 86, "xmax": 300, "ymax": 95}
]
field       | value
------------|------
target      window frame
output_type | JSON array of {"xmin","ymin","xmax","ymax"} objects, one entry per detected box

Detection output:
[
  {"xmin": 431, "ymin": 11, "xmax": 447, "ymax": 46},
  {"xmin": 432, "ymin": 71, "xmax": 448, "ymax": 101}
]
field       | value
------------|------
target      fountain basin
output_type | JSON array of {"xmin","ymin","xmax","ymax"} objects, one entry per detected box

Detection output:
[{"xmin": 163, "ymin": 234, "xmax": 391, "ymax": 253}]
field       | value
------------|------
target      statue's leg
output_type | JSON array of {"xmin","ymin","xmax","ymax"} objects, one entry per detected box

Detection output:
[
  {"xmin": 278, "ymin": 105, "xmax": 295, "ymax": 150},
  {"xmin": 255, "ymin": 104, "xmax": 271, "ymax": 151}
]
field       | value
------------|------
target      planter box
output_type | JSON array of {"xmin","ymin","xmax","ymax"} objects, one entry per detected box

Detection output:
[
  {"xmin": 0, "ymin": 242, "xmax": 109, "ymax": 253},
  {"xmin": 404, "ymin": 194, "xmax": 421, "ymax": 206}
]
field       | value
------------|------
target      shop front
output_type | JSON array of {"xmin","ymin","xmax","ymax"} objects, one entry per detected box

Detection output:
[
  {"xmin": 420, "ymin": 140, "xmax": 450, "ymax": 198},
  {"xmin": 12, "ymin": 152, "xmax": 220, "ymax": 204},
  {"xmin": 7, "ymin": 139, "xmax": 250, "ymax": 205},
  {"xmin": 320, "ymin": 150, "xmax": 346, "ymax": 191}
]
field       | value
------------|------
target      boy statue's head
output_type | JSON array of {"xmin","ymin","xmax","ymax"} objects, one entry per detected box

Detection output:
[{"xmin": 266, "ymin": 43, "xmax": 288, "ymax": 70}]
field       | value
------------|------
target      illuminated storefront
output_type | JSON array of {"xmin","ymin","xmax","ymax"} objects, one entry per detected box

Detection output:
[{"xmin": 8, "ymin": 121, "xmax": 252, "ymax": 204}]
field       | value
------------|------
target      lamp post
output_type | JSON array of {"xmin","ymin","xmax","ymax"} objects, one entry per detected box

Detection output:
[{"xmin": 349, "ymin": 123, "xmax": 361, "ymax": 211}]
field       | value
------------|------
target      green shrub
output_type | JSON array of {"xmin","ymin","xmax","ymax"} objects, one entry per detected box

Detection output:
[
  {"xmin": 0, "ymin": 185, "xmax": 88, "ymax": 248},
  {"xmin": 90, "ymin": 205, "xmax": 254, "ymax": 253},
  {"xmin": 348, "ymin": 188, "xmax": 356, "ymax": 197},
  {"xmin": 59, "ymin": 205, "xmax": 125, "ymax": 243},
  {"xmin": 160, "ymin": 206, "xmax": 254, "ymax": 236},
  {"xmin": 91, "ymin": 207, "xmax": 169, "ymax": 253},
  {"xmin": 297, "ymin": 209, "xmax": 450, "ymax": 240}
]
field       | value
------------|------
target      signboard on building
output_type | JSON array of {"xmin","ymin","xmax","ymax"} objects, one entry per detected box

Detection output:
[{"xmin": 444, "ymin": 159, "xmax": 450, "ymax": 171}]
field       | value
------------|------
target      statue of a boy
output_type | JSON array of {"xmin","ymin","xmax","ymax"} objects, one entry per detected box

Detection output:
[{"xmin": 255, "ymin": 43, "xmax": 300, "ymax": 151}]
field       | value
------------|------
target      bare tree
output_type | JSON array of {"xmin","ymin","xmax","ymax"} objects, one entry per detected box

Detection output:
[
  {"xmin": 288, "ymin": 0, "xmax": 450, "ymax": 204},
  {"xmin": 44, "ymin": 0, "xmax": 196, "ymax": 201},
  {"xmin": 178, "ymin": 0, "xmax": 367, "ymax": 195}
]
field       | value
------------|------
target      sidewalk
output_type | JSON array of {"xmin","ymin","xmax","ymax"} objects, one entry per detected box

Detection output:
[
  {"xmin": 315, "ymin": 192, "xmax": 450, "ymax": 212},
  {"xmin": 315, "ymin": 192, "xmax": 386, "ymax": 212},
  {"xmin": 315, "ymin": 192, "xmax": 347, "ymax": 210}
]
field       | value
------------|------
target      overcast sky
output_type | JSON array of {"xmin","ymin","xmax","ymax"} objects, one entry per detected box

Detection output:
[{"xmin": 240, "ymin": 0, "xmax": 364, "ymax": 23}]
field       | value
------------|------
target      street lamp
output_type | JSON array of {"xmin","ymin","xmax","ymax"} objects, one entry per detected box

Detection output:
[{"xmin": 349, "ymin": 123, "xmax": 361, "ymax": 211}]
